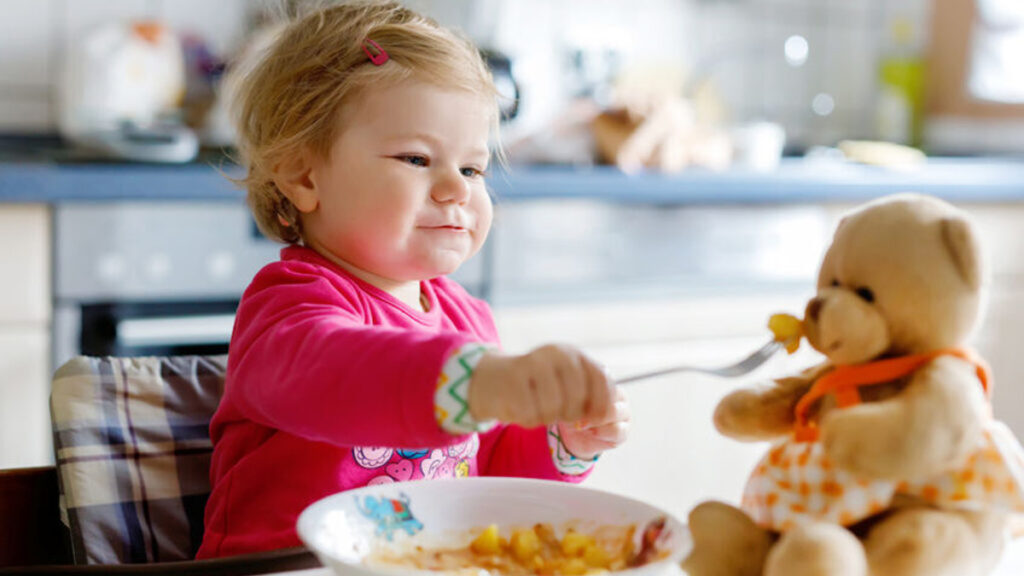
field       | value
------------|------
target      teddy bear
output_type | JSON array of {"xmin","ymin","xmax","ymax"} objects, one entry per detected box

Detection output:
[{"xmin": 681, "ymin": 193, "xmax": 1024, "ymax": 576}]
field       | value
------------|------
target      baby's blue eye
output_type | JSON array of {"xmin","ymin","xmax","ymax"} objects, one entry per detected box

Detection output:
[
  {"xmin": 460, "ymin": 167, "xmax": 483, "ymax": 178},
  {"xmin": 400, "ymin": 155, "xmax": 428, "ymax": 166}
]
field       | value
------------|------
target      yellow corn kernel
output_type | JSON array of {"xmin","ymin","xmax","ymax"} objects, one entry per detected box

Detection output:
[
  {"xmin": 768, "ymin": 313, "xmax": 803, "ymax": 354},
  {"xmin": 582, "ymin": 544, "xmax": 610, "ymax": 568},
  {"xmin": 510, "ymin": 527, "xmax": 541, "ymax": 562},
  {"xmin": 562, "ymin": 557, "xmax": 589, "ymax": 575},
  {"xmin": 560, "ymin": 531, "xmax": 593, "ymax": 557},
  {"xmin": 470, "ymin": 524, "xmax": 501, "ymax": 555}
]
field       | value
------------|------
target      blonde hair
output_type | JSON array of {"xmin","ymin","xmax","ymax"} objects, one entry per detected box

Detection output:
[{"xmin": 232, "ymin": 0, "xmax": 501, "ymax": 244}]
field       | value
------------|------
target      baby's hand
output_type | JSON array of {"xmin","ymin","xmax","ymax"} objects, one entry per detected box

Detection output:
[
  {"xmin": 558, "ymin": 386, "xmax": 631, "ymax": 460},
  {"xmin": 469, "ymin": 345, "xmax": 614, "ymax": 428}
]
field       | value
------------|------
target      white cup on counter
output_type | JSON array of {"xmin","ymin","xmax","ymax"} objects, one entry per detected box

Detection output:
[{"xmin": 730, "ymin": 121, "xmax": 787, "ymax": 172}]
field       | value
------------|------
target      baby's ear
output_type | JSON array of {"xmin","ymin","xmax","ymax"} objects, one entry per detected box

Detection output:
[
  {"xmin": 941, "ymin": 217, "xmax": 981, "ymax": 290},
  {"xmin": 272, "ymin": 149, "xmax": 320, "ymax": 213}
]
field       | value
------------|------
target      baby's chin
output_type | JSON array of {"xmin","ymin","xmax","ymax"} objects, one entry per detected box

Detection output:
[{"xmin": 411, "ymin": 252, "xmax": 472, "ymax": 279}]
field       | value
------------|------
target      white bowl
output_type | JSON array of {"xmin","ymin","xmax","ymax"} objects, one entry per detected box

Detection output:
[{"xmin": 297, "ymin": 477, "xmax": 690, "ymax": 576}]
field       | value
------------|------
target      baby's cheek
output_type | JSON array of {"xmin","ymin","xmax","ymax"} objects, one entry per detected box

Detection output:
[{"xmin": 472, "ymin": 193, "xmax": 494, "ymax": 236}]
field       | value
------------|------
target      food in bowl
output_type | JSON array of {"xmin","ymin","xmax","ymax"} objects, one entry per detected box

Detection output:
[
  {"xmin": 297, "ymin": 477, "xmax": 689, "ymax": 576},
  {"xmin": 366, "ymin": 518, "xmax": 669, "ymax": 576}
]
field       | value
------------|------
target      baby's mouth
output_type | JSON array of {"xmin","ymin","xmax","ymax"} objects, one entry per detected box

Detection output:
[{"xmin": 420, "ymin": 222, "xmax": 470, "ymax": 232}]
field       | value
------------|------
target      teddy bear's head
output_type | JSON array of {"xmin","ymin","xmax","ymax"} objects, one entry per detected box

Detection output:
[{"xmin": 803, "ymin": 193, "xmax": 986, "ymax": 365}]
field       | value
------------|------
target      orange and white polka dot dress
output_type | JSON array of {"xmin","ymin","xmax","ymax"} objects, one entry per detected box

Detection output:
[{"xmin": 741, "ymin": 349, "xmax": 1024, "ymax": 532}]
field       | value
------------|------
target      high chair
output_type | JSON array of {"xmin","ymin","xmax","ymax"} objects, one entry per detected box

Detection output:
[{"xmin": 0, "ymin": 355, "xmax": 319, "ymax": 574}]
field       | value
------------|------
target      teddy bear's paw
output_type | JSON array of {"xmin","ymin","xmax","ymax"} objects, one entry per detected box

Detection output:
[
  {"xmin": 864, "ymin": 508, "xmax": 991, "ymax": 576},
  {"xmin": 764, "ymin": 523, "xmax": 867, "ymax": 576},
  {"xmin": 681, "ymin": 502, "xmax": 772, "ymax": 576}
]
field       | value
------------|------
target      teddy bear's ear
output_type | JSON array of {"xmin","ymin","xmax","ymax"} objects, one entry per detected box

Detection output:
[
  {"xmin": 829, "ymin": 216, "xmax": 850, "ymax": 242},
  {"xmin": 941, "ymin": 216, "xmax": 981, "ymax": 290}
]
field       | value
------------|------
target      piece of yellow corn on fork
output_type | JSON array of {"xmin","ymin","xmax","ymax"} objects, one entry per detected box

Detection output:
[{"xmin": 768, "ymin": 313, "xmax": 803, "ymax": 354}]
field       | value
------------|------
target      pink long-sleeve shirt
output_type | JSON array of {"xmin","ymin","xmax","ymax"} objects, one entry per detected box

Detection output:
[{"xmin": 197, "ymin": 246, "xmax": 589, "ymax": 559}]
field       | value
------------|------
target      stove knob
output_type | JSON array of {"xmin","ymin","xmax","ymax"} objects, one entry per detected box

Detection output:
[
  {"xmin": 208, "ymin": 252, "xmax": 235, "ymax": 281},
  {"xmin": 145, "ymin": 253, "xmax": 172, "ymax": 280},
  {"xmin": 96, "ymin": 253, "xmax": 126, "ymax": 284}
]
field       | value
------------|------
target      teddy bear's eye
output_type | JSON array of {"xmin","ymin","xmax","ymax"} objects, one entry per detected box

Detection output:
[
  {"xmin": 855, "ymin": 287, "xmax": 875, "ymax": 303},
  {"xmin": 831, "ymin": 279, "xmax": 840, "ymax": 287}
]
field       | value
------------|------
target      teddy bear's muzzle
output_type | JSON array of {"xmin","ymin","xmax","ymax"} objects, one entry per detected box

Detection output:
[{"xmin": 804, "ymin": 290, "xmax": 890, "ymax": 365}]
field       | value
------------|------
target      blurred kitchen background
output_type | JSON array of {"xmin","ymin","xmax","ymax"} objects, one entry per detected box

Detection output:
[{"xmin": 2, "ymin": 0, "xmax": 1024, "ymax": 524}]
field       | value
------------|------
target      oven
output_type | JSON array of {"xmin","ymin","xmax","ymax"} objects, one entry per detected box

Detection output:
[
  {"xmin": 51, "ymin": 201, "xmax": 489, "ymax": 369},
  {"xmin": 52, "ymin": 201, "xmax": 280, "ymax": 368}
]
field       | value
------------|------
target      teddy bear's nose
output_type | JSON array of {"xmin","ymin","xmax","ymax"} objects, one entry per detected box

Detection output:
[{"xmin": 806, "ymin": 298, "xmax": 824, "ymax": 321}]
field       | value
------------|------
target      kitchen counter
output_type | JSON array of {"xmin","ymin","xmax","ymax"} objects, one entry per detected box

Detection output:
[
  {"xmin": 491, "ymin": 157, "xmax": 1024, "ymax": 204},
  {"xmin": 2, "ymin": 137, "xmax": 1024, "ymax": 204}
]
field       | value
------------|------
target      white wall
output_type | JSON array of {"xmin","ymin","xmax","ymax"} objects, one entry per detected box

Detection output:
[
  {"xmin": 0, "ymin": 0, "xmax": 249, "ymax": 132},
  {"xmin": 0, "ymin": 0, "xmax": 929, "ymax": 148}
]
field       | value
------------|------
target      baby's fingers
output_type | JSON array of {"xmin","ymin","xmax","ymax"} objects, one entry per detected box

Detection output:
[
  {"xmin": 580, "ymin": 386, "xmax": 630, "ymax": 427},
  {"xmin": 586, "ymin": 420, "xmax": 630, "ymax": 445},
  {"xmin": 555, "ymin": 349, "xmax": 587, "ymax": 423},
  {"xmin": 530, "ymin": 357, "xmax": 564, "ymax": 426},
  {"xmin": 582, "ymin": 357, "xmax": 614, "ymax": 421}
]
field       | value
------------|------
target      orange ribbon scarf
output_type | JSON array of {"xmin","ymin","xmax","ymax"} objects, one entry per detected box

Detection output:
[{"xmin": 794, "ymin": 348, "xmax": 990, "ymax": 442}]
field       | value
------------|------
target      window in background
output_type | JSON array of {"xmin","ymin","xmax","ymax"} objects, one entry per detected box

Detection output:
[{"xmin": 969, "ymin": 0, "xmax": 1024, "ymax": 104}]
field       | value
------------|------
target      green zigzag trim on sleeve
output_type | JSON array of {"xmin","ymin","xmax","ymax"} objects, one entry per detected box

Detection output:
[
  {"xmin": 447, "ymin": 347, "xmax": 484, "ymax": 427},
  {"xmin": 547, "ymin": 424, "xmax": 599, "ymax": 475},
  {"xmin": 435, "ymin": 343, "xmax": 497, "ymax": 435}
]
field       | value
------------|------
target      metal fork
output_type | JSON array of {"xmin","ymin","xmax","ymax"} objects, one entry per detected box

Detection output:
[{"xmin": 616, "ymin": 339, "xmax": 783, "ymax": 384}]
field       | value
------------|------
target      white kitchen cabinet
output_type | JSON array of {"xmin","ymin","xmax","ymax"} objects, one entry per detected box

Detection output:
[
  {"xmin": 0, "ymin": 328, "xmax": 50, "ymax": 469},
  {"xmin": 0, "ymin": 204, "xmax": 50, "ymax": 324},
  {"xmin": 0, "ymin": 204, "xmax": 52, "ymax": 468},
  {"xmin": 967, "ymin": 205, "xmax": 1024, "ymax": 439}
]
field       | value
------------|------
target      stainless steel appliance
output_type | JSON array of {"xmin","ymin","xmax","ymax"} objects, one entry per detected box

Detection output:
[
  {"xmin": 52, "ymin": 201, "xmax": 487, "ymax": 369},
  {"xmin": 52, "ymin": 201, "xmax": 278, "ymax": 367}
]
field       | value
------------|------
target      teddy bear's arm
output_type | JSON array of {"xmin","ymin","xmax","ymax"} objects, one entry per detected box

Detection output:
[
  {"xmin": 821, "ymin": 355, "xmax": 987, "ymax": 481},
  {"xmin": 713, "ymin": 362, "xmax": 830, "ymax": 442}
]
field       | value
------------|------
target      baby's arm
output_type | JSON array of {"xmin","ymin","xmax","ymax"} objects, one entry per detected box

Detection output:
[{"xmin": 224, "ymin": 270, "xmax": 483, "ymax": 448}]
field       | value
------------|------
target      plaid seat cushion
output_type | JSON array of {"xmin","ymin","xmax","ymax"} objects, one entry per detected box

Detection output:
[{"xmin": 50, "ymin": 355, "xmax": 227, "ymax": 564}]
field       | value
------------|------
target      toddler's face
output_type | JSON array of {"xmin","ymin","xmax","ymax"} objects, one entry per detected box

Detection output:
[{"xmin": 304, "ymin": 79, "xmax": 494, "ymax": 283}]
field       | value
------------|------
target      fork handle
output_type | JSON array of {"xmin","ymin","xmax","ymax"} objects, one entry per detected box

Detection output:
[
  {"xmin": 615, "ymin": 365, "xmax": 706, "ymax": 384},
  {"xmin": 615, "ymin": 339, "xmax": 781, "ymax": 384}
]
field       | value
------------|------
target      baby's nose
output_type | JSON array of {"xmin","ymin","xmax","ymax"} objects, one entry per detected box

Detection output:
[{"xmin": 431, "ymin": 173, "xmax": 470, "ymax": 204}]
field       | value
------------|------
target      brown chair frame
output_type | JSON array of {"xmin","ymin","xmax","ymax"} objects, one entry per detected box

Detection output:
[{"xmin": 0, "ymin": 466, "xmax": 320, "ymax": 575}]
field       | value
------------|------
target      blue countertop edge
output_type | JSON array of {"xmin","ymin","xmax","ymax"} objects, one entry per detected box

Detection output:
[{"xmin": 2, "ymin": 157, "xmax": 1024, "ymax": 204}]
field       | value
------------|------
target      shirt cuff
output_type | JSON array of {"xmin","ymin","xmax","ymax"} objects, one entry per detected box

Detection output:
[
  {"xmin": 435, "ymin": 342, "xmax": 499, "ymax": 435},
  {"xmin": 547, "ymin": 423, "xmax": 599, "ymax": 476}
]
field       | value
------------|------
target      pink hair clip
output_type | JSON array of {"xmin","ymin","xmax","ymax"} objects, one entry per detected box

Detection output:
[{"xmin": 362, "ymin": 38, "xmax": 389, "ymax": 66}]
